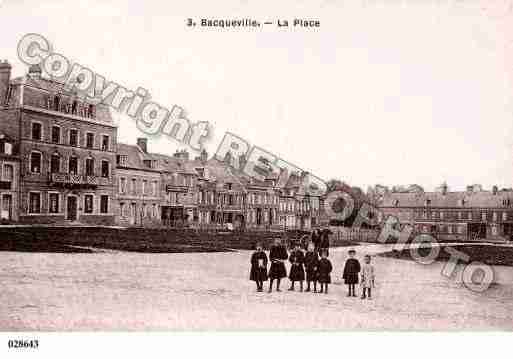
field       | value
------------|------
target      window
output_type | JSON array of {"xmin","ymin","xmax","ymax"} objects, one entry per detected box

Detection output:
[
  {"xmin": 152, "ymin": 181, "xmax": 157, "ymax": 196},
  {"xmin": 69, "ymin": 129, "xmax": 78, "ymax": 147},
  {"xmin": 53, "ymin": 96, "xmax": 60, "ymax": 111},
  {"xmin": 101, "ymin": 160, "xmax": 109, "ymax": 178},
  {"xmin": 482, "ymin": 212, "xmax": 486, "ymax": 221},
  {"xmin": 84, "ymin": 194, "xmax": 94, "ymax": 214},
  {"xmin": 85, "ymin": 158, "xmax": 94, "ymax": 176},
  {"xmin": 50, "ymin": 154, "xmax": 60, "ymax": 173},
  {"xmin": 71, "ymin": 100, "xmax": 78, "ymax": 115},
  {"xmin": 32, "ymin": 122, "xmax": 42, "ymax": 141},
  {"xmin": 86, "ymin": 133, "xmax": 94, "ymax": 149},
  {"xmin": 142, "ymin": 180, "xmax": 147, "ymax": 194},
  {"xmin": 503, "ymin": 212, "xmax": 507, "ymax": 221},
  {"xmin": 2, "ymin": 141, "xmax": 12, "ymax": 155},
  {"xmin": 69, "ymin": 156, "xmax": 78, "ymax": 175},
  {"xmin": 3, "ymin": 164, "xmax": 13, "ymax": 182},
  {"xmin": 117, "ymin": 155, "xmax": 128, "ymax": 166},
  {"xmin": 493, "ymin": 212, "xmax": 498, "ymax": 222},
  {"xmin": 51, "ymin": 126, "xmax": 60, "ymax": 143},
  {"xmin": 101, "ymin": 135, "xmax": 109, "ymax": 151},
  {"xmin": 29, "ymin": 192, "xmax": 41, "ymax": 214},
  {"xmin": 88, "ymin": 104, "xmax": 95, "ymax": 118},
  {"xmin": 49, "ymin": 193, "xmax": 59, "ymax": 214},
  {"xmin": 131, "ymin": 178, "xmax": 136, "ymax": 194},
  {"xmin": 120, "ymin": 178, "xmax": 127, "ymax": 194},
  {"xmin": 152, "ymin": 204, "xmax": 157, "ymax": 218},
  {"xmin": 30, "ymin": 152, "xmax": 42, "ymax": 173},
  {"xmin": 100, "ymin": 195, "xmax": 109, "ymax": 214},
  {"xmin": 120, "ymin": 202, "xmax": 126, "ymax": 217}
]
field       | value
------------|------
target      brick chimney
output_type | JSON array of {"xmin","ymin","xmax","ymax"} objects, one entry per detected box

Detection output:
[
  {"xmin": 238, "ymin": 153, "xmax": 247, "ymax": 170},
  {"xmin": 28, "ymin": 64, "xmax": 42, "ymax": 79},
  {"xmin": 0, "ymin": 60, "xmax": 12, "ymax": 106},
  {"xmin": 200, "ymin": 148, "xmax": 208, "ymax": 162},
  {"xmin": 137, "ymin": 138, "xmax": 147, "ymax": 153}
]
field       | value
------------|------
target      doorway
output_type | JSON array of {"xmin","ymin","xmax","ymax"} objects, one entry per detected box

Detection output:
[
  {"xmin": 1, "ymin": 194, "xmax": 12, "ymax": 220},
  {"xmin": 67, "ymin": 196, "xmax": 78, "ymax": 221}
]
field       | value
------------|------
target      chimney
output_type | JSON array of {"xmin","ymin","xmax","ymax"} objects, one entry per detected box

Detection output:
[
  {"xmin": 0, "ymin": 60, "xmax": 12, "ymax": 106},
  {"xmin": 492, "ymin": 185, "xmax": 498, "ymax": 195},
  {"xmin": 223, "ymin": 151, "xmax": 233, "ymax": 167},
  {"xmin": 200, "ymin": 148, "xmax": 208, "ymax": 162},
  {"xmin": 466, "ymin": 185, "xmax": 473, "ymax": 194},
  {"xmin": 28, "ymin": 64, "xmax": 42, "ymax": 79},
  {"xmin": 238, "ymin": 153, "xmax": 247, "ymax": 170},
  {"xmin": 137, "ymin": 138, "xmax": 147, "ymax": 153},
  {"xmin": 441, "ymin": 183, "xmax": 448, "ymax": 195}
]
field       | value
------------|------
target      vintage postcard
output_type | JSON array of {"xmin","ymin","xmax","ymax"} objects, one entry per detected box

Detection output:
[{"xmin": 1, "ymin": 0, "xmax": 513, "ymax": 352}]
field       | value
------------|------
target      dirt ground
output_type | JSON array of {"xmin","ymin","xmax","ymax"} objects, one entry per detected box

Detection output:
[{"xmin": 1, "ymin": 244, "xmax": 512, "ymax": 330}]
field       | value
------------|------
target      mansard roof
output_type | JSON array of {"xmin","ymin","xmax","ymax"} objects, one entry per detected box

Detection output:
[{"xmin": 381, "ymin": 190, "xmax": 513, "ymax": 208}]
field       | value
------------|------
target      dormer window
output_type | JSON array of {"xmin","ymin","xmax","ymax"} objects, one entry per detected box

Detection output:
[
  {"xmin": 425, "ymin": 199, "xmax": 431, "ymax": 206},
  {"xmin": 116, "ymin": 155, "xmax": 128, "ymax": 166},
  {"xmin": 88, "ymin": 104, "xmax": 95, "ymax": 118}
]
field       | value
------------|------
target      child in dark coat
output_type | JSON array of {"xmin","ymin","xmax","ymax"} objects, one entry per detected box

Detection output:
[
  {"xmin": 250, "ymin": 242, "xmax": 268, "ymax": 292},
  {"xmin": 304, "ymin": 242, "xmax": 319, "ymax": 292},
  {"xmin": 343, "ymin": 249, "xmax": 361, "ymax": 297},
  {"xmin": 268, "ymin": 238, "xmax": 288, "ymax": 292},
  {"xmin": 288, "ymin": 242, "xmax": 305, "ymax": 291},
  {"xmin": 317, "ymin": 250, "xmax": 333, "ymax": 294}
]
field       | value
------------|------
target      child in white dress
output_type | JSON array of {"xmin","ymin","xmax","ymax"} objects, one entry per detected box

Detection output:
[{"xmin": 360, "ymin": 255, "xmax": 375, "ymax": 300}]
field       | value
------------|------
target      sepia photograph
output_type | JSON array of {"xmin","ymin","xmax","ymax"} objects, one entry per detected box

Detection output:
[{"xmin": 0, "ymin": 0, "xmax": 512, "ymax": 357}]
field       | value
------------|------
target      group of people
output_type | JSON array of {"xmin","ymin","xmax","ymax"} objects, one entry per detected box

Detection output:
[{"xmin": 250, "ymin": 235, "xmax": 376, "ymax": 299}]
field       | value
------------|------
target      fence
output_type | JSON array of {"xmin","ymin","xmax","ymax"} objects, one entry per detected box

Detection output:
[{"xmin": 330, "ymin": 227, "xmax": 380, "ymax": 243}]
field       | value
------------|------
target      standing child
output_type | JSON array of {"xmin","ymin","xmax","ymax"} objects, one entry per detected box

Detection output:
[
  {"xmin": 268, "ymin": 238, "xmax": 288, "ymax": 292},
  {"xmin": 342, "ymin": 249, "xmax": 361, "ymax": 297},
  {"xmin": 317, "ymin": 250, "xmax": 333, "ymax": 294},
  {"xmin": 304, "ymin": 242, "xmax": 319, "ymax": 292},
  {"xmin": 360, "ymin": 255, "xmax": 375, "ymax": 300},
  {"xmin": 250, "ymin": 242, "xmax": 268, "ymax": 292},
  {"xmin": 288, "ymin": 242, "xmax": 305, "ymax": 291}
]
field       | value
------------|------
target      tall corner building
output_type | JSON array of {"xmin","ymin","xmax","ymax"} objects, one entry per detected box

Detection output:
[{"xmin": 0, "ymin": 62, "xmax": 117, "ymax": 224}]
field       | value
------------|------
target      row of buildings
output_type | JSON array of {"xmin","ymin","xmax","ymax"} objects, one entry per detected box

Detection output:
[
  {"xmin": 0, "ymin": 62, "xmax": 326, "ymax": 230},
  {"xmin": 378, "ymin": 184, "xmax": 513, "ymax": 241}
]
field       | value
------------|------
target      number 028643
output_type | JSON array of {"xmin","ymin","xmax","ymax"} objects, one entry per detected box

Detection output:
[{"xmin": 7, "ymin": 339, "xmax": 39, "ymax": 349}]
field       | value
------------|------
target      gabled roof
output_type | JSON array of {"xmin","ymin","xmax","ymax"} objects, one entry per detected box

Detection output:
[{"xmin": 116, "ymin": 143, "xmax": 158, "ymax": 171}]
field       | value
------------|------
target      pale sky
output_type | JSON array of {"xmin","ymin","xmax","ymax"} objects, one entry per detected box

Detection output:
[{"xmin": 2, "ymin": 0, "xmax": 513, "ymax": 192}]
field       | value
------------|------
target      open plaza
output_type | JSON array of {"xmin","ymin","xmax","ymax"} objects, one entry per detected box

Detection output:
[{"xmin": 1, "ymin": 242, "xmax": 512, "ymax": 330}]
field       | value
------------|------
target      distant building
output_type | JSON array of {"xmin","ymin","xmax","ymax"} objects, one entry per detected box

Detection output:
[{"xmin": 379, "ymin": 185, "xmax": 513, "ymax": 241}]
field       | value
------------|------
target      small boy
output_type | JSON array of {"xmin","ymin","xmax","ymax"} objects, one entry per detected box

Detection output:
[
  {"xmin": 249, "ymin": 242, "xmax": 268, "ymax": 292},
  {"xmin": 360, "ymin": 254, "xmax": 375, "ymax": 300},
  {"xmin": 304, "ymin": 242, "xmax": 319, "ymax": 292},
  {"xmin": 342, "ymin": 249, "xmax": 361, "ymax": 297},
  {"xmin": 288, "ymin": 242, "xmax": 305, "ymax": 291},
  {"xmin": 317, "ymin": 250, "xmax": 333, "ymax": 294}
]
